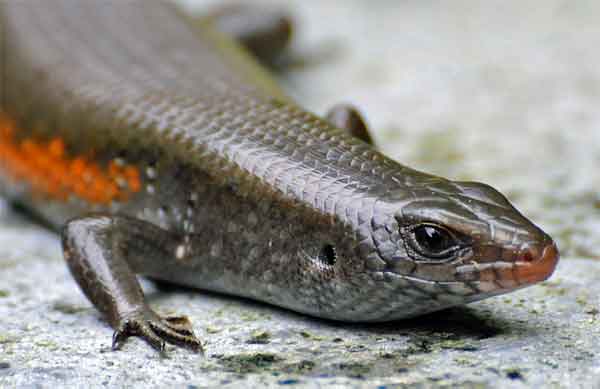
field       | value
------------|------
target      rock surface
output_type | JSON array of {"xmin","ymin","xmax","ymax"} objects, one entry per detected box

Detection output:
[{"xmin": 2, "ymin": 0, "xmax": 600, "ymax": 387}]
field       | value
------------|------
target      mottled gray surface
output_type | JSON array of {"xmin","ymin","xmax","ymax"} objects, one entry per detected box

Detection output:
[{"xmin": 1, "ymin": 0, "xmax": 600, "ymax": 388}]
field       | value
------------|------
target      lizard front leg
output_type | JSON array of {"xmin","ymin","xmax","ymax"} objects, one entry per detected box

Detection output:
[
  {"xmin": 326, "ymin": 104, "xmax": 374, "ymax": 145},
  {"xmin": 61, "ymin": 215, "xmax": 202, "ymax": 353}
]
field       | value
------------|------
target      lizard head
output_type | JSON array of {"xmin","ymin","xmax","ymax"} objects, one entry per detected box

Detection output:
[
  {"xmin": 288, "ymin": 173, "xmax": 558, "ymax": 322},
  {"xmin": 376, "ymin": 178, "xmax": 558, "ymax": 309}
]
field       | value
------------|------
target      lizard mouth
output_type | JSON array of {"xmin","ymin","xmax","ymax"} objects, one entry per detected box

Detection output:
[{"xmin": 455, "ymin": 241, "xmax": 559, "ymax": 289}]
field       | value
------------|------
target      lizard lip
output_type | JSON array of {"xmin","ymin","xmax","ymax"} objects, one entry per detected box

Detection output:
[
  {"xmin": 454, "ymin": 241, "xmax": 560, "ymax": 287},
  {"xmin": 513, "ymin": 241, "xmax": 559, "ymax": 285}
]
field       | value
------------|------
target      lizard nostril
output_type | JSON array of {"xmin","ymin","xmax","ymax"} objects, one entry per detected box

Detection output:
[
  {"xmin": 520, "ymin": 247, "xmax": 536, "ymax": 263},
  {"xmin": 517, "ymin": 241, "xmax": 550, "ymax": 263},
  {"xmin": 514, "ymin": 242, "xmax": 560, "ymax": 284}
]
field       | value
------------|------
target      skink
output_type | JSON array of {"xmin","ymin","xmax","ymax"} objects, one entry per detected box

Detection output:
[{"xmin": 0, "ymin": 1, "xmax": 558, "ymax": 352}]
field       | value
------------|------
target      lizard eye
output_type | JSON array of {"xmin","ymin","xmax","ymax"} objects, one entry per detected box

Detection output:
[{"xmin": 408, "ymin": 223, "xmax": 459, "ymax": 260}]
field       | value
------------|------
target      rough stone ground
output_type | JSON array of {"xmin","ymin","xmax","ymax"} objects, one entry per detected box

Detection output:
[{"xmin": 2, "ymin": 0, "xmax": 600, "ymax": 387}]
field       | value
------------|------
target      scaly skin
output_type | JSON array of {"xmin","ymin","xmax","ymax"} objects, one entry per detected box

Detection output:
[{"xmin": 0, "ymin": 1, "xmax": 558, "ymax": 352}]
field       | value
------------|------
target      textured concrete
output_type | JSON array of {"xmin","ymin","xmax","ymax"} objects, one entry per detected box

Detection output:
[{"xmin": 2, "ymin": 0, "xmax": 600, "ymax": 387}]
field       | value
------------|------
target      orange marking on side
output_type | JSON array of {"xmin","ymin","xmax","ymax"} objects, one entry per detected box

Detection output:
[
  {"xmin": 124, "ymin": 166, "xmax": 141, "ymax": 193},
  {"xmin": 0, "ymin": 114, "xmax": 142, "ymax": 205}
]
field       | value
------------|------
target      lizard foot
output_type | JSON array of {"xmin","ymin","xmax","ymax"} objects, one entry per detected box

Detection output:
[{"xmin": 111, "ymin": 306, "xmax": 203, "ymax": 353}]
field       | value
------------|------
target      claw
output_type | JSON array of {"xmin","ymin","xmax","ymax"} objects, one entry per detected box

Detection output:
[
  {"xmin": 149, "ymin": 321, "xmax": 203, "ymax": 353},
  {"xmin": 164, "ymin": 315, "xmax": 196, "ymax": 337},
  {"xmin": 140, "ymin": 323, "xmax": 167, "ymax": 352},
  {"xmin": 111, "ymin": 307, "xmax": 202, "ymax": 354},
  {"xmin": 165, "ymin": 315, "xmax": 194, "ymax": 330},
  {"xmin": 164, "ymin": 315, "xmax": 193, "ymax": 327},
  {"xmin": 166, "ymin": 324, "xmax": 194, "ymax": 337},
  {"xmin": 111, "ymin": 327, "xmax": 127, "ymax": 351}
]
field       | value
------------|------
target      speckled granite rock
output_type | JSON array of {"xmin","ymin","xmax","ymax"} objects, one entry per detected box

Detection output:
[{"xmin": 2, "ymin": 1, "xmax": 600, "ymax": 388}]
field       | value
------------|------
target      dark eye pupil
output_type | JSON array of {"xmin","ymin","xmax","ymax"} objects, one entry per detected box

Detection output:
[{"xmin": 414, "ymin": 225, "xmax": 451, "ymax": 254}]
